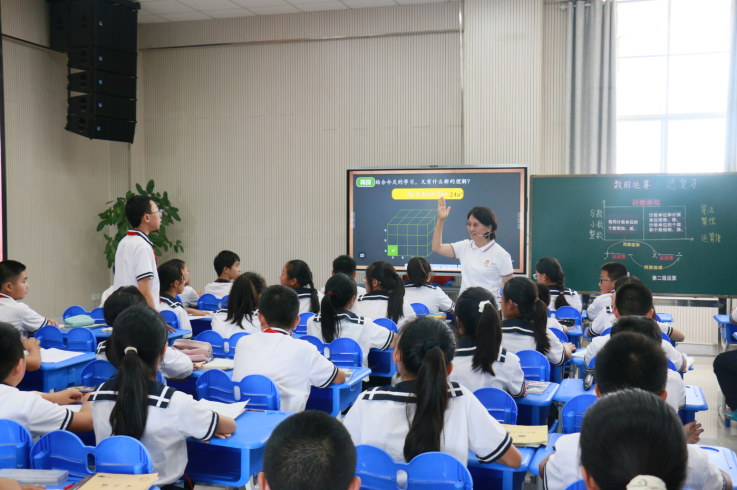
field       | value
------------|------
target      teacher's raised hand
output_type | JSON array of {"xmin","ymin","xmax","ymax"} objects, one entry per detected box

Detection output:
[{"xmin": 437, "ymin": 196, "xmax": 451, "ymax": 221}]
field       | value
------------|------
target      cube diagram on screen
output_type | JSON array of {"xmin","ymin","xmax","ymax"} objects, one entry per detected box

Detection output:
[{"xmin": 387, "ymin": 209, "xmax": 437, "ymax": 257}]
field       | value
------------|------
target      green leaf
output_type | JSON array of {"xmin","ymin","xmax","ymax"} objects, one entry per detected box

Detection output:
[
  {"xmin": 146, "ymin": 180, "xmax": 155, "ymax": 194},
  {"xmin": 96, "ymin": 221, "xmax": 106, "ymax": 232}
]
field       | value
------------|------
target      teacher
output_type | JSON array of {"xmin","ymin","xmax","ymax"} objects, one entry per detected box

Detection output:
[{"xmin": 431, "ymin": 196, "xmax": 514, "ymax": 303}]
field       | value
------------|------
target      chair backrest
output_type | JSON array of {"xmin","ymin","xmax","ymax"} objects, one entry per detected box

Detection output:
[
  {"xmin": 516, "ymin": 350, "xmax": 551, "ymax": 382},
  {"xmin": 374, "ymin": 318, "xmax": 399, "ymax": 333},
  {"xmin": 89, "ymin": 308, "xmax": 106, "ymax": 325},
  {"xmin": 198, "ymin": 294, "xmax": 221, "ymax": 312},
  {"xmin": 196, "ymin": 369, "xmax": 280, "ymax": 410},
  {"xmin": 221, "ymin": 295, "xmax": 229, "ymax": 308},
  {"xmin": 589, "ymin": 355, "xmax": 596, "ymax": 368},
  {"xmin": 35, "ymin": 326, "xmax": 66, "ymax": 350},
  {"xmin": 299, "ymin": 335, "xmax": 325, "ymax": 354},
  {"xmin": 472, "ymin": 387, "xmax": 518, "ymax": 424},
  {"xmin": 600, "ymin": 327, "xmax": 612, "ymax": 337},
  {"xmin": 564, "ymin": 481, "xmax": 587, "ymax": 490},
  {"xmin": 81, "ymin": 360, "xmax": 118, "ymax": 386},
  {"xmin": 667, "ymin": 359, "xmax": 678, "ymax": 372},
  {"xmin": 355, "ymin": 445, "xmax": 473, "ymax": 490},
  {"xmin": 195, "ymin": 330, "xmax": 248, "ymax": 358},
  {"xmin": 160, "ymin": 310, "xmax": 180, "ymax": 330},
  {"xmin": 656, "ymin": 313, "xmax": 673, "ymax": 323},
  {"xmin": 551, "ymin": 328, "xmax": 569, "ymax": 343},
  {"xmin": 294, "ymin": 312, "xmax": 315, "ymax": 335},
  {"xmin": 0, "ymin": 419, "xmax": 33, "ymax": 469},
  {"xmin": 553, "ymin": 306, "xmax": 582, "ymax": 326},
  {"xmin": 298, "ymin": 336, "xmax": 363, "ymax": 367},
  {"xmin": 66, "ymin": 328, "xmax": 97, "ymax": 352},
  {"xmin": 561, "ymin": 394, "xmax": 598, "ymax": 434},
  {"xmin": 63, "ymin": 306, "xmax": 89, "ymax": 320},
  {"xmin": 661, "ymin": 331, "xmax": 671, "ymax": 342},
  {"xmin": 411, "ymin": 303, "xmax": 430, "ymax": 318},
  {"xmin": 31, "ymin": 431, "xmax": 153, "ymax": 478}
]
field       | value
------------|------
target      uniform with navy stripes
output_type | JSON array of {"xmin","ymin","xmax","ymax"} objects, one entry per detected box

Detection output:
[
  {"xmin": 306, "ymin": 310, "xmax": 393, "ymax": 367},
  {"xmin": 112, "ymin": 230, "xmax": 159, "ymax": 306}
]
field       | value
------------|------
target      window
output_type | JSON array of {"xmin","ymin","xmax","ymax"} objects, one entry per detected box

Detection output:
[{"xmin": 616, "ymin": 0, "xmax": 732, "ymax": 173}]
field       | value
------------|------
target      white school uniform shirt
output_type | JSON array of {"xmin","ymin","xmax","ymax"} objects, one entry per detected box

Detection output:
[
  {"xmin": 589, "ymin": 307, "xmax": 674, "ymax": 339},
  {"xmin": 344, "ymin": 380, "xmax": 513, "ymax": 465},
  {"xmin": 305, "ymin": 310, "xmax": 394, "ymax": 367},
  {"xmin": 547, "ymin": 287, "xmax": 582, "ymax": 313},
  {"xmin": 294, "ymin": 287, "xmax": 324, "ymax": 315},
  {"xmin": 586, "ymin": 293, "xmax": 612, "ymax": 321},
  {"xmin": 158, "ymin": 294, "xmax": 192, "ymax": 333},
  {"xmin": 542, "ymin": 433, "xmax": 724, "ymax": 490},
  {"xmin": 451, "ymin": 239, "xmax": 514, "ymax": 303},
  {"xmin": 89, "ymin": 380, "xmax": 219, "ymax": 486},
  {"xmin": 96, "ymin": 341, "xmax": 194, "ymax": 379},
  {"xmin": 351, "ymin": 291, "xmax": 417, "ymax": 328},
  {"xmin": 100, "ymin": 285, "xmax": 116, "ymax": 307},
  {"xmin": 203, "ymin": 280, "xmax": 232, "ymax": 298},
  {"xmin": 0, "ymin": 384, "xmax": 75, "ymax": 438},
  {"xmin": 321, "ymin": 284, "xmax": 366, "ymax": 296},
  {"xmin": 403, "ymin": 284, "xmax": 454, "ymax": 314},
  {"xmin": 501, "ymin": 319, "xmax": 566, "ymax": 366},
  {"xmin": 0, "ymin": 293, "xmax": 48, "ymax": 336},
  {"xmin": 113, "ymin": 230, "xmax": 159, "ymax": 306},
  {"xmin": 731, "ymin": 306, "xmax": 737, "ymax": 323},
  {"xmin": 232, "ymin": 327, "xmax": 340, "ymax": 413},
  {"xmin": 211, "ymin": 309, "xmax": 261, "ymax": 337},
  {"xmin": 179, "ymin": 286, "xmax": 200, "ymax": 308},
  {"xmin": 449, "ymin": 339, "xmax": 526, "ymax": 397},
  {"xmin": 585, "ymin": 334, "xmax": 685, "ymax": 371}
]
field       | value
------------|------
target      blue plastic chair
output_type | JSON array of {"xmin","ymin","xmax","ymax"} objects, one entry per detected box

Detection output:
[
  {"xmin": 374, "ymin": 318, "xmax": 399, "ymax": 333},
  {"xmin": 221, "ymin": 295, "xmax": 229, "ymax": 308},
  {"xmin": 411, "ymin": 303, "xmax": 430, "ymax": 318},
  {"xmin": 31, "ymin": 431, "xmax": 153, "ymax": 478},
  {"xmin": 656, "ymin": 313, "xmax": 673, "ymax": 323},
  {"xmin": 561, "ymin": 394, "xmax": 598, "ymax": 434},
  {"xmin": 160, "ymin": 310, "xmax": 180, "ymax": 330},
  {"xmin": 196, "ymin": 369, "xmax": 280, "ymax": 410},
  {"xmin": 355, "ymin": 445, "xmax": 473, "ymax": 490},
  {"xmin": 564, "ymin": 481, "xmax": 587, "ymax": 490},
  {"xmin": 473, "ymin": 388, "xmax": 518, "ymax": 424},
  {"xmin": 90, "ymin": 308, "xmax": 105, "ymax": 324},
  {"xmin": 600, "ymin": 327, "xmax": 612, "ymax": 337},
  {"xmin": 553, "ymin": 306, "xmax": 582, "ymax": 326},
  {"xmin": 80, "ymin": 359, "xmax": 165, "ymax": 385},
  {"xmin": 589, "ymin": 355, "xmax": 596, "ymax": 368},
  {"xmin": 551, "ymin": 328, "xmax": 569, "ymax": 343},
  {"xmin": 35, "ymin": 326, "xmax": 96, "ymax": 352},
  {"xmin": 516, "ymin": 350, "xmax": 551, "ymax": 382},
  {"xmin": 0, "ymin": 419, "xmax": 33, "ymax": 469},
  {"xmin": 298, "ymin": 336, "xmax": 363, "ymax": 367},
  {"xmin": 63, "ymin": 306, "xmax": 91, "ymax": 320},
  {"xmin": 294, "ymin": 312, "xmax": 315, "ymax": 335},
  {"xmin": 601, "ymin": 326, "xmax": 670, "ymax": 343},
  {"xmin": 195, "ymin": 330, "xmax": 249, "ymax": 359},
  {"xmin": 198, "ymin": 294, "xmax": 221, "ymax": 312}
]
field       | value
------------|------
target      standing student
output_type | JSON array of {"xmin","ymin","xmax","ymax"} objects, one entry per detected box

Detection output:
[
  {"xmin": 352, "ymin": 261, "xmax": 416, "ymax": 328},
  {"xmin": 448, "ymin": 287, "xmax": 525, "ymax": 397},
  {"xmin": 204, "ymin": 250, "xmax": 241, "ymax": 298},
  {"xmin": 90, "ymin": 305, "xmax": 236, "ymax": 489},
  {"xmin": 537, "ymin": 284, "xmax": 567, "ymax": 333},
  {"xmin": 344, "ymin": 317, "xmax": 522, "ymax": 467},
  {"xmin": 403, "ymin": 257, "xmax": 454, "ymax": 314},
  {"xmin": 280, "ymin": 260, "xmax": 323, "ymax": 314},
  {"xmin": 534, "ymin": 258, "xmax": 582, "ymax": 312},
  {"xmin": 233, "ymin": 285, "xmax": 345, "ymax": 413},
  {"xmin": 306, "ymin": 274, "xmax": 395, "ymax": 367},
  {"xmin": 0, "ymin": 260, "xmax": 58, "ymax": 335},
  {"xmin": 320, "ymin": 255, "xmax": 366, "ymax": 297},
  {"xmin": 500, "ymin": 277, "xmax": 574, "ymax": 367},
  {"xmin": 112, "ymin": 195, "xmax": 161, "ymax": 308},
  {"xmin": 211, "ymin": 272, "xmax": 265, "ymax": 337},
  {"xmin": 431, "ymin": 197, "xmax": 514, "ymax": 303},
  {"xmin": 586, "ymin": 262, "xmax": 628, "ymax": 321},
  {"xmin": 157, "ymin": 260, "xmax": 192, "ymax": 334}
]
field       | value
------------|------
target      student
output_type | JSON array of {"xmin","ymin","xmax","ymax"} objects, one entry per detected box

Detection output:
[
  {"xmin": 112, "ymin": 195, "xmax": 161, "ymax": 308},
  {"xmin": 306, "ymin": 274, "xmax": 395, "ymax": 367},
  {"xmin": 403, "ymin": 257, "xmax": 454, "ymax": 314},
  {"xmin": 352, "ymin": 261, "xmax": 416, "ymax": 328},
  {"xmin": 98, "ymin": 286, "xmax": 193, "ymax": 379},
  {"xmin": 0, "ymin": 260, "xmax": 58, "ymax": 335},
  {"xmin": 157, "ymin": 260, "xmax": 192, "ymax": 334},
  {"xmin": 90, "ymin": 305, "xmax": 236, "ymax": 488},
  {"xmin": 537, "ymin": 284, "xmax": 567, "ymax": 333},
  {"xmin": 714, "ymin": 306, "xmax": 737, "ymax": 421},
  {"xmin": 280, "ymin": 260, "xmax": 323, "ymax": 314},
  {"xmin": 211, "ymin": 272, "xmax": 265, "ymax": 337},
  {"xmin": 344, "ymin": 317, "xmax": 522, "ymax": 467},
  {"xmin": 586, "ymin": 262, "xmax": 627, "ymax": 321},
  {"xmin": 500, "ymin": 277, "xmax": 574, "ymax": 367},
  {"xmin": 233, "ymin": 285, "xmax": 345, "ymax": 413},
  {"xmin": 540, "ymin": 334, "xmax": 727, "ymax": 490},
  {"xmin": 258, "ymin": 410, "xmax": 361, "ymax": 490},
  {"xmin": 534, "ymin": 257, "xmax": 582, "ymax": 312},
  {"xmin": 0, "ymin": 322, "xmax": 94, "ymax": 437},
  {"xmin": 448, "ymin": 287, "xmax": 525, "ymax": 396},
  {"xmin": 177, "ymin": 263, "xmax": 208, "ymax": 315},
  {"xmin": 320, "ymin": 255, "xmax": 366, "ymax": 297},
  {"xmin": 204, "ymin": 250, "xmax": 241, "ymax": 298}
]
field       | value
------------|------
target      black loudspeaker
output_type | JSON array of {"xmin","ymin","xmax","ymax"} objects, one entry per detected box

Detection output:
[
  {"xmin": 68, "ymin": 94, "xmax": 136, "ymax": 120},
  {"xmin": 50, "ymin": 0, "xmax": 138, "ymax": 54},
  {"xmin": 49, "ymin": 2, "xmax": 70, "ymax": 52},
  {"xmin": 66, "ymin": 115, "xmax": 136, "ymax": 143},
  {"xmin": 68, "ymin": 46, "xmax": 137, "ymax": 77},
  {"xmin": 68, "ymin": 70, "xmax": 136, "ymax": 99}
]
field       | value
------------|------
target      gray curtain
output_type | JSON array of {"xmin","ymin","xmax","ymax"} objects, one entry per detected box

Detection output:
[
  {"xmin": 726, "ymin": 0, "xmax": 737, "ymax": 171},
  {"xmin": 565, "ymin": 0, "xmax": 617, "ymax": 175}
]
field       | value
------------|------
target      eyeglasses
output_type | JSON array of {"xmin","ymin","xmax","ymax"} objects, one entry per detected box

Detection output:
[
  {"xmin": 598, "ymin": 278, "xmax": 615, "ymax": 283},
  {"xmin": 465, "ymin": 222, "xmax": 484, "ymax": 229},
  {"xmin": 147, "ymin": 210, "xmax": 164, "ymax": 217},
  {"xmin": 532, "ymin": 273, "xmax": 539, "ymax": 280}
]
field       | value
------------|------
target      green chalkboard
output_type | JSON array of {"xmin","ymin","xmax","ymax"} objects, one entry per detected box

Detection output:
[{"xmin": 531, "ymin": 173, "xmax": 737, "ymax": 297}]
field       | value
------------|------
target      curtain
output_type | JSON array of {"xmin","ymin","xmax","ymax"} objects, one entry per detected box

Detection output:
[
  {"xmin": 725, "ymin": 0, "xmax": 737, "ymax": 172},
  {"xmin": 565, "ymin": 0, "xmax": 617, "ymax": 175}
]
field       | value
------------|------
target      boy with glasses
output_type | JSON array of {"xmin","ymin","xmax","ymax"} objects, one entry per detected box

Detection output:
[{"xmin": 586, "ymin": 262, "xmax": 627, "ymax": 321}]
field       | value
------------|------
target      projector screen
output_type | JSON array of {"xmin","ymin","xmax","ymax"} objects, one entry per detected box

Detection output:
[{"xmin": 347, "ymin": 167, "xmax": 527, "ymax": 274}]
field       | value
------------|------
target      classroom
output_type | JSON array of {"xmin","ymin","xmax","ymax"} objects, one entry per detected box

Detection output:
[{"xmin": 0, "ymin": 0, "xmax": 736, "ymax": 489}]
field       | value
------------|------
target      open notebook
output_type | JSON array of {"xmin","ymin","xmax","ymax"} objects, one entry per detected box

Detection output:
[
  {"xmin": 198, "ymin": 399, "xmax": 250, "ymax": 419},
  {"xmin": 41, "ymin": 348, "xmax": 86, "ymax": 364}
]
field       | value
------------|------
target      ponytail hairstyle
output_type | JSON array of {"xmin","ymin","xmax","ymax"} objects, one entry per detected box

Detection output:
[
  {"xmin": 407, "ymin": 257, "xmax": 432, "ymax": 286},
  {"xmin": 285, "ymin": 260, "xmax": 320, "ymax": 314},
  {"xmin": 536, "ymin": 283, "xmax": 551, "ymax": 306},
  {"xmin": 365, "ymin": 261, "xmax": 406, "ymax": 324},
  {"xmin": 398, "ymin": 317, "xmax": 456, "ymax": 462},
  {"xmin": 535, "ymin": 257, "xmax": 569, "ymax": 309},
  {"xmin": 503, "ymin": 277, "xmax": 550, "ymax": 354},
  {"xmin": 226, "ymin": 272, "xmax": 266, "ymax": 327},
  {"xmin": 454, "ymin": 287, "xmax": 502, "ymax": 376},
  {"xmin": 320, "ymin": 273, "xmax": 358, "ymax": 343},
  {"xmin": 467, "ymin": 207, "xmax": 498, "ymax": 241},
  {"xmin": 107, "ymin": 304, "xmax": 169, "ymax": 440}
]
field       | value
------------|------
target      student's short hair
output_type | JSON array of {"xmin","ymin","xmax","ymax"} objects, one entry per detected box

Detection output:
[
  {"xmin": 103, "ymin": 286, "xmax": 147, "ymax": 326},
  {"xmin": 615, "ymin": 281, "xmax": 653, "ymax": 316},
  {"xmin": 213, "ymin": 250, "xmax": 240, "ymax": 275},
  {"xmin": 125, "ymin": 195, "xmax": 153, "ymax": 228},
  {"xmin": 0, "ymin": 322, "xmax": 24, "ymax": 380},
  {"xmin": 601, "ymin": 262, "xmax": 628, "ymax": 281},
  {"xmin": 158, "ymin": 260, "xmax": 185, "ymax": 292},
  {"xmin": 614, "ymin": 274, "xmax": 641, "ymax": 292},
  {"xmin": 596, "ymin": 332, "xmax": 667, "ymax": 396},
  {"xmin": 332, "ymin": 255, "xmax": 357, "ymax": 276},
  {"xmin": 263, "ymin": 410, "xmax": 357, "ymax": 490},
  {"xmin": 611, "ymin": 315, "xmax": 661, "ymax": 341},
  {"xmin": 0, "ymin": 260, "xmax": 26, "ymax": 288},
  {"xmin": 258, "ymin": 285, "xmax": 299, "ymax": 329}
]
